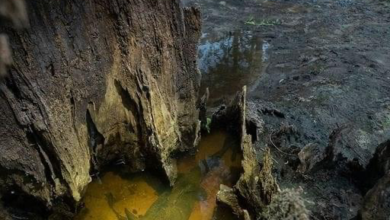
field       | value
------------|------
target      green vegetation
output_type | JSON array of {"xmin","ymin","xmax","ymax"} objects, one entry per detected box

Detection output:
[
  {"xmin": 206, "ymin": 117, "xmax": 212, "ymax": 133},
  {"xmin": 245, "ymin": 16, "xmax": 281, "ymax": 26}
]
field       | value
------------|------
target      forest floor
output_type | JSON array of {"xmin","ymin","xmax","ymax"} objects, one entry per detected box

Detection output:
[{"xmin": 184, "ymin": 0, "xmax": 390, "ymax": 219}]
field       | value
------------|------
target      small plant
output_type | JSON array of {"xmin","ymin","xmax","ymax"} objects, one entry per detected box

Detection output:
[
  {"xmin": 245, "ymin": 16, "xmax": 256, "ymax": 25},
  {"xmin": 205, "ymin": 117, "xmax": 212, "ymax": 133},
  {"xmin": 245, "ymin": 16, "xmax": 281, "ymax": 26}
]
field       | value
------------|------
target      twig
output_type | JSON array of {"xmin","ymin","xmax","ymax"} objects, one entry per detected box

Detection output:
[
  {"xmin": 269, "ymin": 132, "xmax": 295, "ymax": 156},
  {"xmin": 11, "ymin": 214, "xmax": 29, "ymax": 220}
]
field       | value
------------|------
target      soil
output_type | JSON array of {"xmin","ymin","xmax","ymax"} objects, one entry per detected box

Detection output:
[{"xmin": 184, "ymin": 0, "xmax": 390, "ymax": 219}]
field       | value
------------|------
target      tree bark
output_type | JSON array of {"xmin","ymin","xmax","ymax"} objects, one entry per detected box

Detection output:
[
  {"xmin": 0, "ymin": 0, "xmax": 28, "ymax": 77},
  {"xmin": 0, "ymin": 0, "xmax": 201, "ymax": 217}
]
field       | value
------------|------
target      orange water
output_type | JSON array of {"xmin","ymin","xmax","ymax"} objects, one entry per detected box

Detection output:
[{"xmin": 75, "ymin": 130, "xmax": 242, "ymax": 220}]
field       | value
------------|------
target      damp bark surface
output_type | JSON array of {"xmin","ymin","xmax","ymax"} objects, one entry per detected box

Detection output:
[{"xmin": 0, "ymin": 0, "xmax": 201, "ymax": 218}]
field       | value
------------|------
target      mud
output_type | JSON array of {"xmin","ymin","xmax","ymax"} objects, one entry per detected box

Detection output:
[
  {"xmin": 185, "ymin": 0, "xmax": 390, "ymax": 219},
  {"xmin": 198, "ymin": 31, "xmax": 267, "ymax": 107}
]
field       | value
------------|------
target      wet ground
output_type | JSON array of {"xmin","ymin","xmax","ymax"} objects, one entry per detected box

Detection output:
[
  {"xmin": 185, "ymin": 0, "xmax": 390, "ymax": 219},
  {"xmin": 198, "ymin": 31, "xmax": 269, "ymax": 107},
  {"xmin": 75, "ymin": 0, "xmax": 390, "ymax": 219},
  {"xmin": 75, "ymin": 131, "xmax": 242, "ymax": 220}
]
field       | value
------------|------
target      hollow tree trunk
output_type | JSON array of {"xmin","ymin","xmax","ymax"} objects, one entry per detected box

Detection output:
[{"xmin": 0, "ymin": 0, "xmax": 201, "ymax": 217}]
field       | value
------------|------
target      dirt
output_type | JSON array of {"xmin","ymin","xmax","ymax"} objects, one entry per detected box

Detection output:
[{"xmin": 185, "ymin": 0, "xmax": 390, "ymax": 219}]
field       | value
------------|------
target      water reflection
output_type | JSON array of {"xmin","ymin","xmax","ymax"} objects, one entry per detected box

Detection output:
[
  {"xmin": 75, "ymin": 131, "xmax": 242, "ymax": 220},
  {"xmin": 199, "ymin": 31, "xmax": 267, "ymax": 107}
]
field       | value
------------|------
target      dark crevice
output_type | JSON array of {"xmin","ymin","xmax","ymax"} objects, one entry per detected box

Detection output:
[
  {"xmin": 25, "ymin": 127, "xmax": 61, "ymax": 188},
  {"xmin": 359, "ymin": 140, "xmax": 390, "ymax": 193},
  {"xmin": 1, "ymin": 186, "xmax": 49, "ymax": 220},
  {"xmin": 4, "ymin": 73, "xmax": 22, "ymax": 99},
  {"xmin": 47, "ymin": 63, "xmax": 55, "ymax": 77},
  {"xmin": 246, "ymin": 120, "xmax": 258, "ymax": 143},
  {"xmin": 86, "ymin": 109, "xmax": 105, "ymax": 174},
  {"xmin": 260, "ymin": 107, "xmax": 285, "ymax": 119},
  {"xmin": 114, "ymin": 80, "xmax": 146, "ymax": 152}
]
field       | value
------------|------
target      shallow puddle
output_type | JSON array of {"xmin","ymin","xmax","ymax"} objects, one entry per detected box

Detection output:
[
  {"xmin": 198, "ymin": 31, "xmax": 268, "ymax": 107},
  {"xmin": 75, "ymin": 130, "xmax": 242, "ymax": 220}
]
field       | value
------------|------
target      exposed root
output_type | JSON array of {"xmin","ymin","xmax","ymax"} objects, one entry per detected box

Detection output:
[{"xmin": 269, "ymin": 132, "xmax": 295, "ymax": 156}]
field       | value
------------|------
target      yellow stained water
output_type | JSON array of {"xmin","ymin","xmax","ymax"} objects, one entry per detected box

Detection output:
[
  {"xmin": 75, "ymin": 172, "xmax": 160, "ymax": 220},
  {"xmin": 75, "ymin": 130, "xmax": 242, "ymax": 220}
]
